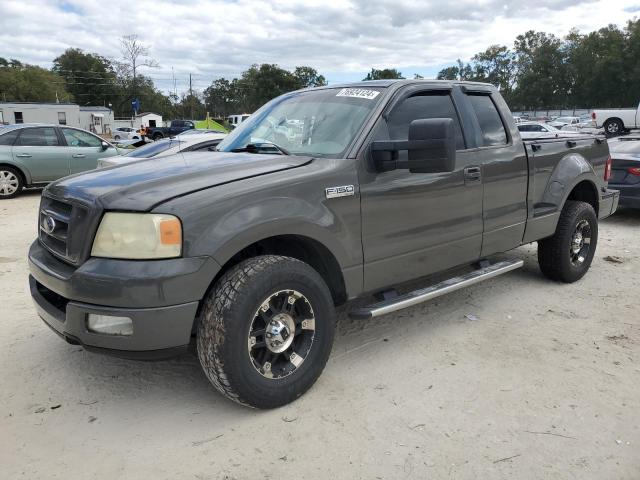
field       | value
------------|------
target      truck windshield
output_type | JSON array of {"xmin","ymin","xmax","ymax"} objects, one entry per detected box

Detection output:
[{"xmin": 216, "ymin": 87, "xmax": 384, "ymax": 158}]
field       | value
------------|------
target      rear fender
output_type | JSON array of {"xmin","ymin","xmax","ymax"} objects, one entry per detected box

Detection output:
[{"xmin": 541, "ymin": 153, "xmax": 597, "ymax": 210}]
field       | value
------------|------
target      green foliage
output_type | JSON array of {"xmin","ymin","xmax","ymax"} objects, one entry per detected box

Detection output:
[
  {"xmin": 436, "ymin": 19, "xmax": 640, "ymax": 109},
  {"xmin": 204, "ymin": 64, "xmax": 327, "ymax": 117},
  {"xmin": 0, "ymin": 61, "xmax": 69, "ymax": 102},
  {"xmin": 52, "ymin": 48, "xmax": 116, "ymax": 106},
  {"xmin": 363, "ymin": 68, "xmax": 404, "ymax": 80}
]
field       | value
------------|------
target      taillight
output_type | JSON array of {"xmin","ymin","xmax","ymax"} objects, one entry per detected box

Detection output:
[
  {"xmin": 604, "ymin": 156, "xmax": 612, "ymax": 181},
  {"xmin": 628, "ymin": 167, "xmax": 640, "ymax": 176},
  {"xmin": 591, "ymin": 112, "xmax": 596, "ymax": 120}
]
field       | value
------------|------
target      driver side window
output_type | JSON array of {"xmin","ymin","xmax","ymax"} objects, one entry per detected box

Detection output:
[
  {"xmin": 62, "ymin": 128, "xmax": 102, "ymax": 148},
  {"xmin": 385, "ymin": 92, "xmax": 466, "ymax": 157}
]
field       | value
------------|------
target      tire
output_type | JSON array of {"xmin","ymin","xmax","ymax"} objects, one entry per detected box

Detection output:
[
  {"xmin": 197, "ymin": 255, "xmax": 335, "ymax": 408},
  {"xmin": 153, "ymin": 133, "xmax": 163, "ymax": 141},
  {"xmin": 0, "ymin": 166, "xmax": 24, "ymax": 199},
  {"xmin": 114, "ymin": 135, "xmax": 121, "ymax": 141},
  {"xmin": 604, "ymin": 118, "xmax": 624, "ymax": 137},
  {"xmin": 538, "ymin": 201, "xmax": 598, "ymax": 283}
]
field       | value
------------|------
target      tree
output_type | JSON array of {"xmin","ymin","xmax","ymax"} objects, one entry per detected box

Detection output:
[
  {"xmin": 118, "ymin": 34, "xmax": 159, "ymax": 112},
  {"xmin": 292, "ymin": 66, "xmax": 327, "ymax": 88},
  {"xmin": 52, "ymin": 48, "xmax": 116, "ymax": 106},
  {"xmin": 510, "ymin": 31, "xmax": 569, "ymax": 109},
  {"xmin": 235, "ymin": 64, "xmax": 301, "ymax": 111},
  {"xmin": 470, "ymin": 45, "xmax": 516, "ymax": 100},
  {"xmin": 0, "ymin": 62, "xmax": 70, "ymax": 102},
  {"xmin": 363, "ymin": 68, "xmax": 404, "ymax": 80},
  {"xmin": 204, "ymin": 78, "xmax": 241, "ymax": 117}
]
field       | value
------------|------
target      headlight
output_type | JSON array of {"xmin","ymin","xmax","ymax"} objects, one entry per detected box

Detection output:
[{"xmin": 91, "ymin": 213, "xmax": 182, "ymax": 259}]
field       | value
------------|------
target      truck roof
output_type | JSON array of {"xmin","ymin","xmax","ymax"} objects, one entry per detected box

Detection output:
[{"xmin": 322, "ymin": 79, "xmax": 496, "ymax": 89}]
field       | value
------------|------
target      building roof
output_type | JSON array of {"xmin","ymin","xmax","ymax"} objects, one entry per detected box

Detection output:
[
  {"xmin": 79, "ymin": 106, "xmax": 112, "ymax": 111},
  {"xmin": 135, "ymin": 112, "xmax": 161, "ymax": 117},
  {"xmin": 0, "ymin": 101, "xmax": 78, "ymax": 106}
]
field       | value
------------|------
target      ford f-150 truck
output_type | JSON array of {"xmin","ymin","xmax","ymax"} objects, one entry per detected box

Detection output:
[
  {"xmin": 28, "ymin": 80, "xmax": 619, "ymax": 408},
  {"xmin": 592, "ymin": 101, "xmax": 640, "ymax": 136}
]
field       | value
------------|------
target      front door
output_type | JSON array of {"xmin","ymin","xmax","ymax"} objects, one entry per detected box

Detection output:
[
  {"xmin": 61, "ymin": 128, "xmax": 110, "ymax": 174},
  {"xmin": 359, "ymin": 87, "xmax": 484, "ymax": 291},
  {"xmin": 12, "ymin": 126, "xmax": 69, "ymax": 183}
]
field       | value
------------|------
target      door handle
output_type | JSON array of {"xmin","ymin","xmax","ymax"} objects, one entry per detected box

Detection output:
[
  {"xmin": 72, "ymin": 154, "xmax": 86, "ymax": 158},
  {"xmin": 464, "ymin": 166, "xmax": 482, "ymax": 183},
  {"xmin": 16, "ymin": 153, "xmax": 32, "ymax": 158}
]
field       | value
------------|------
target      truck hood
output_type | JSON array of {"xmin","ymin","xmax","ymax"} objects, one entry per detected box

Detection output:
[{"xmin": 46, "ymin": 151, "xmax": 312, "ymax": 210}]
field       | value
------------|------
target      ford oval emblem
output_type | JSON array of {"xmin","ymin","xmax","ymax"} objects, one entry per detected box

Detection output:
[{"xmin": 42, "ymin": 215, "xmax": 56, "ymax": 234}]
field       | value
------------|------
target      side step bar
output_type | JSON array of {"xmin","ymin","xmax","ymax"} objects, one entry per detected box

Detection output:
[{"xmin": 349, "ymin": 259, "xmax": 524, "ymax": 320}]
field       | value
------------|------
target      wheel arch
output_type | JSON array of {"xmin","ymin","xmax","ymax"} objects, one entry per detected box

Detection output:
[{"xmin": 210, "ymin": 234, "xmax": 348, "ymax": 306}]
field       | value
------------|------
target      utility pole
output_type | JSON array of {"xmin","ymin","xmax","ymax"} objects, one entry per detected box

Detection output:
[{"xmin": 189, "ymin": 74, "xmax": 194, "ymax": 120}]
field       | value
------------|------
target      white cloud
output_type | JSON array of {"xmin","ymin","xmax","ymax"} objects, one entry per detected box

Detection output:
[{"xmin": 0, "ymin": 0, "xmax": 638, "ymax": 93}]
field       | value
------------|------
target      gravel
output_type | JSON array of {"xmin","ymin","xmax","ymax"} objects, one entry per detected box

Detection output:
[{"xmin": 1, "ymin": 190, "xmax": 639, "ymax": 479}]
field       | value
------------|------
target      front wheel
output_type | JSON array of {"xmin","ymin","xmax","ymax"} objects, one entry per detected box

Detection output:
[
  {"xmin": 538, "ymin": 201, "xmax": 598, "ymax": 283},
  {"xmin": 197, "ymin": 255, "xmax": 335, "ymax": 408}
]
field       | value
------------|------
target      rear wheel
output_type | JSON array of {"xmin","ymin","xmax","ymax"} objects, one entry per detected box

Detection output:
[
  {"xmin": 0, "ymin": 166, "xmax": 24, "ymax": 199},
  {"xmin": 604, "ymin": 119, "xmax": 624, "ymax": 137},
  {"xmin": 538, "ymin": 201, "xmax": 598, "ymax": 283},
  {"xmin": 197, "ymin": 255, "xmax": 335, "ymax": 408},
  {"xmin": 153, "ymin": 133, "xmax": 163, "ymax": 141}
]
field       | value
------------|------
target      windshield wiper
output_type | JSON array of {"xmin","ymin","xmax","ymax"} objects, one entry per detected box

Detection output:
[{"xmin": 231, "ymin": 142, "xmax": 290, "ymax": 155}]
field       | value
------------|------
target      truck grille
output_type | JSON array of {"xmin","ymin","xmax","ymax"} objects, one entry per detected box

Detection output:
[{"xmin": 39, "ymin": 195, "xmax": 91, "ymax": 265}]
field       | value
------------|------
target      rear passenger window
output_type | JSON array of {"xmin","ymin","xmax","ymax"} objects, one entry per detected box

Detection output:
[
  {"xmin": 16, "ymin": 127, "xmax": 59, "ymax": 146},
  {"xmin": 467, "ymin": 94, "xmax": 508, "ymax": 146},
  {"xmin": 387, "ymin": 92, "xmax": 466, "ymax": 150}
]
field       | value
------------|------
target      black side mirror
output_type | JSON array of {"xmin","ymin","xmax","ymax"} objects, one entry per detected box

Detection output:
[
  {"xmin": 370, "ymin": 118, "xmax": 456, "ymax": 173},
  {"xmin": 100, "ymin": 141, "xmax": 110, "ymax": 151}
]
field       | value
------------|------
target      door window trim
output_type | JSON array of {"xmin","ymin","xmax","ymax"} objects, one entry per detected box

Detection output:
[{"xmin": 381, "ymin": 85, "xmax": 470, "ymax": 151}]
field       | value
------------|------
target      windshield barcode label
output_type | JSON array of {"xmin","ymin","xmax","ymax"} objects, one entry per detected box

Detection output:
[{"xmin": 336, "ymin": 88, "xmax": 380, "ymax": 100}]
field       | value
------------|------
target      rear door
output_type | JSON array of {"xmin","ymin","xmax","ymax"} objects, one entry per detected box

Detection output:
[
  {"xmin": 359, "ymin": 85, "xmax": 484, "ymax": 291},
  {"xmin": 61, "ymin": 128, "xmax": 113, "ymax": 174},
  {"xmin": 12, "ymin": 127, "xmax": 69, "ymax": 182},
  {"xmin": 460, "ymin": 88, "xmax": 528, "ymax": 256}
]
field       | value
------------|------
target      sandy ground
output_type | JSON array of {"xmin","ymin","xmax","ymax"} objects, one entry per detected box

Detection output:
[{"xmin": 1, "ymin": 190, "xmax": 639, "ymax": 480}]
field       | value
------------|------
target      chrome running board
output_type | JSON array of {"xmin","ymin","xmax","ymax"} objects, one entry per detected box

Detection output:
[{"xmin": 349, "ymin": 259, "xmax": 524, "ymax": 320}]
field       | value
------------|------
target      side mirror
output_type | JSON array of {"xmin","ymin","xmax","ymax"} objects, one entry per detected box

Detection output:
[
  {"xmin": 370, "ymin": 118, "xmax": 456, "ymax": 173},
  {"xmin": 101, "ymin": 141, "xmax": 110, "ymax": 151}
]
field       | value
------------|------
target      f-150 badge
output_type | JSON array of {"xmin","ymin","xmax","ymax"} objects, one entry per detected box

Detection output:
[{"xmin": 325, "ymin": 185, "xmax": 355, "ymax": 199}]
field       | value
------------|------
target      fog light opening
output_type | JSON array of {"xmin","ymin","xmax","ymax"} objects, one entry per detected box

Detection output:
[{"xmin": 87, "ymin": 314, "xmax": 133, "ymax": 336}]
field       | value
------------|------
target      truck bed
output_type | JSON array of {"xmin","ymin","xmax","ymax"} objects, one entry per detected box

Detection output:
[{"xmin": 521, "ymin": 134, "xmax": 610, "ymax": 243}]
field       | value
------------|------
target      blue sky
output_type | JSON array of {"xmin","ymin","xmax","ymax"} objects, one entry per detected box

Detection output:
[{"xmin": 0, "ymin": 0, "xmax": 638, "ymax": 95}]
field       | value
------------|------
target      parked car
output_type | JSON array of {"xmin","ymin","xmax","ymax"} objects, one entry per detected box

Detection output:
[
  {"xmin": 608, "ymin": 135, "xmax": 640, "ymax": 208},
  {"xmin": 517, "ymin": 121, "xmax": 583, "ymax": 139},
  {"xmin": 591, "ymin": 102, "xmax": 640, "ymax": 137},
  {"xmin": 177, "ymin": 128, "xmax": 226, "ymax": 136},
  {"xmin": 0, "ymin": 124, "xmax": 121, "ymax": 198},
  {"xmin": 97, "ymin": 132, "xmax": 227, "ymax": 168},
  {"xmin": 146, "ymin": 120, "xmax": 196, "ymax": 140},
  {"xmin": 112, "ymin": 127, "xmax": 141, "ymax": 141},
  {"xmin": 29, "ymin": 80, "xmax": 618, "ymax": 408},
  {"xmin": 548, "ymin": 116, "xmax": 581, "ymax": 129}
]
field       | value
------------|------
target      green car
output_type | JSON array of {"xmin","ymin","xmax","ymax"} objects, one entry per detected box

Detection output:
[{"xmin": 0, "ymin": 124, "xmax": 122, "ymax": 199}]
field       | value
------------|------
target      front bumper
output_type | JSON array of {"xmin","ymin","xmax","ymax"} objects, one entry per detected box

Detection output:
[
  {"xmin": 599, "ymin": 189, "xmax": 620, "ymax": 218},
  {"xmin": 28, "ymin": 240, "xmax": 221, "ymax": 358}
]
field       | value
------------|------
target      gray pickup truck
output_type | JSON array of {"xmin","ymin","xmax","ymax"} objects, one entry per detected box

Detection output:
[{"xmin": 29, "ymin": 80, "xmax": 619, "ymax": 408}]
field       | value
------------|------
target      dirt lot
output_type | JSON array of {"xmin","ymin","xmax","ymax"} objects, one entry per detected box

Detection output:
[{"xmin": 1, "ymin": 190, "xmax": 639, "ymax": 480}]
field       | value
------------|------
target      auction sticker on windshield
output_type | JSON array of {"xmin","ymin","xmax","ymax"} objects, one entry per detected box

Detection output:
[{"xmin": 336, "ymin": 88, "xmax": 380, "ymax": 100}]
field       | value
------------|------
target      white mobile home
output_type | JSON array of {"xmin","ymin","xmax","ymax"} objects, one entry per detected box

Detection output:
[
  {"xmin": 79, "ymin": 106, "xmax": 114, "ymax": 135},
  {"xmin": 0, "ymin": 102, "xmax": 80, "ymax": 126}
]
